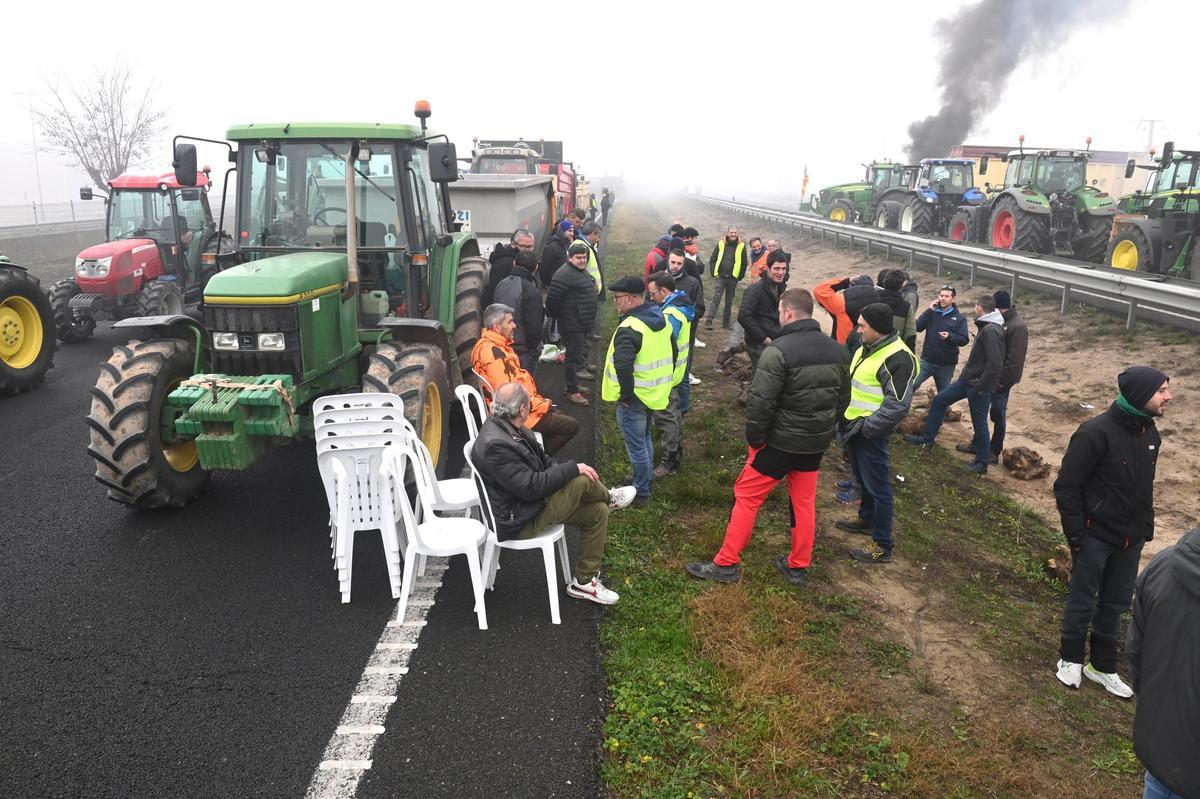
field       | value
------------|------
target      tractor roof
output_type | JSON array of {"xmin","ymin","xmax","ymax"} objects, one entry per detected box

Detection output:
[
  {"xmin": 109, "ymin": 171, "xmax": 210, "ymax": 190},
  {"xmin": 1007, "ymin": 149, "xmax": 1092, "ymax": 159},
  {"xmin": 226, "ymin": 122, "xmax": 426, "ymax": 141},
  {"xmin": 919, "ymin": 158, "xmax": 974, "ymax": 166}
]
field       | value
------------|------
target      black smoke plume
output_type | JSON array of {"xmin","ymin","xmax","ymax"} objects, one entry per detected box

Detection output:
[{"xmin": 905, "ymin": 0, "xmax": 1129, "ymax": 161}]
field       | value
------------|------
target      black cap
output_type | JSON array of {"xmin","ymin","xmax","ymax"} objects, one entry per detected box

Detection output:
[
  {"xmin": 858, "ymin": 303, "xmax": 894, "ymax": 334},
  {"xmin": 993, "ymin": 290, "xmax": 1012, "ymax": 310},
  {"xmin": 683, "ymin": 227, "xmax": 700, "ymax": 238},
  {"xmin": 610, "ymin": 275, "xmax": 646, "ymax": 295},
  {"xmin": 1118, "ymin": 366, "xmax": 1168, "ymax": 409}
]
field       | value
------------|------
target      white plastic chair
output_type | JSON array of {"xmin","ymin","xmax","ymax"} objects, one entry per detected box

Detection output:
[
  {"xmin": 455, "ymin": 383, "xmax": 489, "ymax": 441},
  {"xmin": 384, "ymin": 440, "xmax": 492, "ymax": 630},
  {"xmin": 463, "ymin": 441, "xmax": 571, "ymax": 624}
]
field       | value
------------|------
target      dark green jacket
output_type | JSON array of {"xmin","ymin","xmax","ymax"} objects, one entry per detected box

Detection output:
[{"xmin": 745, "ymin": 319, "xmax": 851, "ymax": 454}]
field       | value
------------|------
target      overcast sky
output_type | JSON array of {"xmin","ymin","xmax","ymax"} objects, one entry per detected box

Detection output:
[{"xmin": 2, "ymin": 0, "xmax": 1196, "ymax": 210}]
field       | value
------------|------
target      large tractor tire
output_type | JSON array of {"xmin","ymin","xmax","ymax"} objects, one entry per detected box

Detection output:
[
  {"xmin": 989, "ymin": 196, "xmax": 1047, "ymax": 254},
  {"xmin": 87, "ymin": 338, "xmax": 210, "ymax": 508},
  {"xmin": 0, "ymin": 265, "xmax": 55, "ymax": 396},
  {"xmin": 1072, "ymin": 214, "xmax": 1114, "ymax": 264},
  {"xmin": 1107, "ymin": 226, "xmax": 1155, "ymax": 273},
  {"xmin": 451, "ymin": 257, "xmax": 486, "ymax": 381},
  {"xmin": 947, "ymin": 209, "xmax": 976, "ymax": 242},
  {"xmin": 874, "ymin": 202, "xmax": 901, "ymax": 230},
  {"xmin": 48, "ymin": 278, "xmax": 97, "ymax": 343},
  {"xmin": 363, "ymin": 342, "xmax": 451, "ymax": 472},
  {"xmin": 826, "ymin": 200, "xmax": 855, "ymax": 224},
  {"xmin": 900, "ymin": 198, "xmax": 934, "ymax": 235},
  {"xmin": 136, "ymin": 280, "xmax": 185, "ymax": 317}
]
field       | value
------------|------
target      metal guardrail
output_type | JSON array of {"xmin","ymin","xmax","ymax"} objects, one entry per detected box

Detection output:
[{"xmin": 697, "ymin": 196, "xmax": 1200, "ymax": 333}]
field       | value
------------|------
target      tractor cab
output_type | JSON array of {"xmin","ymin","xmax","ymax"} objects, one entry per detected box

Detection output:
[
  {"xmin": 469, "ymin": 142, "xmax": 541, "ymax": 175},
  {"xmin": 1119, "ymin": 148, "xmax": 1200, "ymax": 215},
  {"xmin": 915, "ymin": 159, "xmax": 982, "ymax": 204},
  {"xmin": 1003, "ymin": 150, "xmax": 1090, "ymax": 196},
  {"xmin": 866, "ymin": 162, "xmax": 917, "ymax": 193}
]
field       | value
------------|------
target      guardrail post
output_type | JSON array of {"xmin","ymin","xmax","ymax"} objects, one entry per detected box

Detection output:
[
  {"xmin": 935, "ymin": 255, "xmax": 943, "ymax": 276},
  {"xmin": 1060, "ymin": 285, "xmax": 1070, "ymax": 314},
  {"xmin": 1126, "ymin": 301, "xmax": 1138, "ymax": 329},
  {"xmin": 865, "ymin": 239, "xmax": 871, "ymax": 257},
  {"xmin": 908, "ymin": 249, "xmax": 915, "ymax": 269},
  {"xmin": 849, "ymin": 234, "xmax": 855, "ymax": 252},
  {"xmin": 885, "ymin": 243, "xmax": 893, "ymax": 260},
  {"xmin": 1010, "ymin": 274, "xmax": 1018, "ymax": 299},
  {"xmin": 969, "ymin": 263, "xmax": 977, "ymax": 287}
]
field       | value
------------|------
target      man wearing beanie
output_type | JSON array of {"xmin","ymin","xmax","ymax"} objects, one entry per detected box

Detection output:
[
  {"xmin": 1052, "ymin": 366, "xmax": 1171, "ymax": 698},
  {"xmin": 541, "ymin": 219, "xmax": 575, "ymax": 286},
  {"xmin": 835, "ymin": 302, "xmax": 918, "ymax": 564},
  {"xmin": 645, "ymin": 235, "xmax": 672, "ymax": 278}
]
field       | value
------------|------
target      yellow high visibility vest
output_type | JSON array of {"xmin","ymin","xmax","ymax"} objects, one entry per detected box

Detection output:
[
  {"xmin": 712, "ymin": 239, "xmax": 747, "ymax": 279},
  {"xmin": 582, "ymin": 240, "xmax": 603, "ymax": 292},
  {"xmin": 844, "ymin": 336, "xmax": 916, "ymax": 420},
  {"xmin": 662, "ymin": 303, "xmax": 691, "ymax": 387},
  {"xmin": 601, "ymin": 314, "xmax": 674, "ymax": 410}
]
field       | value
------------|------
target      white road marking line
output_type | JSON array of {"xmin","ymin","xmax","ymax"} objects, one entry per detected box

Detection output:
[{"xmin": 304, "ymin": 556, "xmax": 448, "ymax": 799}]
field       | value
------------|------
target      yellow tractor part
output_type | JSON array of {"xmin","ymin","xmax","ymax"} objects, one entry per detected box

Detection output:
[
  {"xmin": 163, "ymin": 378, "xmax": 200, "ymax": 472},
  {"xmin": 421, "ymin": 382, "xmax": 443, "ymax": 465},
  {"xmin": 0, "ymin": 294, "xmax": 44, "ymax": 369},
  {"xmin": 829, "ymin": 207, "xmax": 847, "ymax": 222},
  {"xmin": 1110, "ymin": 239, "xmax": 1140, "ymax": 271}
]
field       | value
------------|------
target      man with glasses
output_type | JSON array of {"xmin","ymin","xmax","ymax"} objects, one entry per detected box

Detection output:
[
  {"xmin": 914, "ymin": 284, "xmax": 969, "ymax": 394},
  {"xmin": 482, "ymin": 228, "xmax": 535, "ymax": 307}
]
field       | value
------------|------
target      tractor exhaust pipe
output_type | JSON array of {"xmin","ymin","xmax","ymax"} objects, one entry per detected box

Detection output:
[{"xmin": 343, "ymin": 145, "xmax": 359, "ymax": 299}]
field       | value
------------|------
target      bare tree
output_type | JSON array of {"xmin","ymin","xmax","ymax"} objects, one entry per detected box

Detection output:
[{"xmin": 35, "ymin": 65, "xmax": 168, "ymax": 190}]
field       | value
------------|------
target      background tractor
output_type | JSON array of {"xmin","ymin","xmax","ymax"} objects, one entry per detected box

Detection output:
[
  {"xmin": 86, "ymin": 105, "xmax": 489, "ymax": 509},
  {"xmin": 49, "ymin": 171, "xmax": 235, "ymax": 343},
  {"xmin": 804, "ymin": 162, "xmax": 917, "ymax": 225},
  {"xmin": 892, "ymin": 158, "xmax": 985, "ymax": 237},
  {"xmin": 952, "ymin": 140, "xmax": 1116, "ymax": 262},
  {"xmin": 0, "ymin": 255, "xmax": 55, "ymax": 395},
  {"xmin": 1108, "ymin": 141, "xmax": 1200, "ymax": 277}
]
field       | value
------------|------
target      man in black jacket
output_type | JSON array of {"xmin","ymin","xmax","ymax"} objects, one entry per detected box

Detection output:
[
  {"xmin": 906, "ymin": 295, "xmax": 1006, "ymax": 474},
  {"xmin": 545, "ymin": 242, "xmax": 599, "ymax": 406},
  {"xmin": 986, "ymin": 290, "xmax": 1028, "ymax": 458},
  {"xmin": 1053, "ymin": 366, "xmax": 1170, "ymax": 698},
  {"xmin": 482, "ymin": 229, "xmax": 534, "ymax": 307},
  {"xmin": 493, "ymin": 249, "xmax": 544, "ymax": 374},
  {"xmin": 737, "ymin": 252, "xmax": 788, "ymax": 367},
  {"xmin": 876, "ymin": 269, "xmax": 917, "ymax": 352},
  {"xmin": 472, "ymin": 383, "xmax": 636, "ymax": 605},
  {"xmin": 1126, "ymin": 526, "xmax": 1200, "ymax": 799},
  {"xmin": 688, "ymin": 288, "xmax": 850, "ymax": 586},
  {"xmin": 540, "ymin": 220, "xmax": 574, "ymax": 286},
  {"xmin": 706, "ymin": 227, "xmax": 749, "ymax": 331}
]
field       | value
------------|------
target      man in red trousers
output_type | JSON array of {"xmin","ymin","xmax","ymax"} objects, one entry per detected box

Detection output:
[{"xmin": 687, "ymin": 288, "xmax": 850, "ymax": 586}]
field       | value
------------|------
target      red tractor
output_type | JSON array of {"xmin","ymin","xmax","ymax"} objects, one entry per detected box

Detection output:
[{"xmin": 49, "ymin": 170, "xmax": 234, "ymax": 343}]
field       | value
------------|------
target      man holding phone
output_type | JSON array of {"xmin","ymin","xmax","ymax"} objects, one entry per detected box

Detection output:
[{"xmin": 913, "ymin": 284, "xmax": 969, "ymax": 393}]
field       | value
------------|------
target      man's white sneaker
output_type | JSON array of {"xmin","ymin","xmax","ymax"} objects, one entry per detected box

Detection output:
[
  {"xmin": 689, "ymin": 373, "xmax": 702, "ymax": 385},
  {"xmin": 694, "ymin": 339, "xmax": 706, "ymax": 348},
  {"xmin": 608, "ymin": 485, "xmax": 636, "ymax": 510},
  {"xmin": 1056, "ymin": 659, "xmax": 1082, "ymax": 689},
  {"xmin": 1083, "ymin": 663, "xmax": 1133, "ymax": 698},
  {"xmin": 567, "ymin": 575, "xmax": 620, "ymax": 605}
]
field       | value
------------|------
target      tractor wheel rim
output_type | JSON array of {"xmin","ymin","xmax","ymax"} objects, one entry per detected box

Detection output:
[
  {"xmin": 162, "ymin": 377, "xmax": 199, "ymax": 472},
  {"xmin": 877, "ymin": 212, "xmax": 887, "ymax": 228},
  {"xmin": 830, "ymin": 208, "xmax": 846, "ymax": 222},
  {"xmin": 0, "ymin": 295, "xmax": 43, "ymax": 369},
  {"xmin": 1111, "ymin": 240, "xmax": 1139, "ymax": 271},
  {"xmin": 992, "ymin": 211, "xmax": 1015, "ymax": 248},
  {"xmin": 422, "ymin": 382, "xmax": 443, "ymax": 465},
  {"xmin": 951, "ymin": 221, "xmax": 967, "ymax": 241},
  {"xmin": 900, "ymin": 208, "xmax": 913, "ymax": 232}
]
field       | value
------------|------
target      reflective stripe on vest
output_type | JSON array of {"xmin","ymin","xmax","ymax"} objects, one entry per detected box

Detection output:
[
  {"xmin": 601, "ymin": 314, "xmax": 675, "ymax": 410},
  {"xmin": 844, "ymin": 337, "xmax": 916, "ymax": 420},
  {"xmin": 712, "ymin": 239, "xmax": 747, "ymax": 279},
  {"xmin": 584, "ymin": 242, "xmax": 603, "ymax": 292},
  {"xmin": 662, "ymin": 304, "xmax": 692, "ymax": 386}
]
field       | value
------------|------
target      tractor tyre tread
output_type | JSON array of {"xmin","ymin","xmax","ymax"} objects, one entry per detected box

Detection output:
[
  {"xmin": 1106, "ymin": 225, "xmax": 1155, "ymax": 273},
  {"xmin": 363, "ymin": 341, "xmax": 451, "ymax": 473},
  {"xmin": 905, "ymin": 198, "xmax": 935, "ymax": 236},
  {"xmin": 0, "ymin": 265, "xmax": 56, "ymax": 395},
  {"xmin": 1073, "ymin": 214, "xmax": 1113, "ymax": 264},
  {"xmin": 135, "ymin": 281, "xmax": 185, "ymax": 318},
  {"xmin": 48, "ymin": 278, "xmax": 96, "ymax": 343},
  {"xmin": 451, "ymin": 258, "xmax": 486, "ymax": 380}
]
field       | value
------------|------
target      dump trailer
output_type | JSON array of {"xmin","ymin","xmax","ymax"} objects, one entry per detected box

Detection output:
[
  {"xmin": 803, "ymin": 162, "xmax": 917, "ymax": 225},
  {"xmin": 0, "ymin": 255, "xmax": 55, "ymax": 395},
  {"xmin": 447, "ymin": 174, "xmax": 556, "ymax": 255},
  {"xmin": 470, "ymin": 138, "xmax": 577, "ymax": 219},
  {"xmin": 1108, "ymin": 141, "xmax": 1200, "ymax": 277},
  {"xmin": 85, "ymin": 104, "xmax": 494, "ymax": 509}
]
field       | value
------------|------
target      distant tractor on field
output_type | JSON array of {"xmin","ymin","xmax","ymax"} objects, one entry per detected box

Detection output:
[
  {"xmin": 805, "ymin": 162, "xmax": 917, "ymax": 226},
  {"xmin": 0, "ymin": 255, "xmax": 55, "ymax": 395},
  {"xmin": 891, "ymin": 158, "xmax": 985, "ymax": 237},
  {"xmin": 49, "ymin": 171, "xmax": 235, "ymax": 343},
  {"xmin": 952, "ymin": 139, "xmax": 1116, "ymax": 262},
  {"xmin": 1108, "ymin": 141, "xmax": 1200, "ymax": 277}
]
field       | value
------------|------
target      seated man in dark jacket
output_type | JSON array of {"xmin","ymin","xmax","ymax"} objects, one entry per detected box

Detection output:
[
  {"xmin": 471, "ymin": 383, "xmax": 636, "ymax": 605},
  {"xmin": 737, "ymin": 251, "xmax": 789, "ymax": 366}
]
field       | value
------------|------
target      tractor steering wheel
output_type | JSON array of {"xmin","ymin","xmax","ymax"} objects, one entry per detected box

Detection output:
[{"xmin": 312, "ymin": 207, "xmax": 347, "ymax": 226}]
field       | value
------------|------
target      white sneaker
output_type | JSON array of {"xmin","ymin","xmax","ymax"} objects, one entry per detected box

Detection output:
[
  {"xmin": 608, "ymin": 485, "xmax": 636, "ymax": 510},
  {"xmin": 689, "ymin": 373, "xmax": 702, "ymax": 385},
  {"xmin": 1056, "ymin": 659, "xmax": 1082, "ymax": 689},
  {"xmin": 1083, "ymin": 663, "xmax": 1133, "ymax": 698},
  {"xmin": 694, "ymin": 339, "xmax": 707, "ymax": 348},
  {"xmin": 567, "ymin": 575, "xmax": 620, "ymax": 605}
]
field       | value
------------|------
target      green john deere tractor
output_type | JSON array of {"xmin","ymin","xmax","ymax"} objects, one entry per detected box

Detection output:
[
  {"xmin": 803, "ymin": 162, "xmax": 917, "ymax": 226},
  {"xmin": 0, "ymin": 254, "xmax": 56, "ymax": 396},
  {"xmin": 1108, "ymin": 141, "xmax": 1200, "ymax": 277},
  {"xmin": 86, "ymin": 106, "xmax": 488, "ymax": 508},
  {"xmin": 954, "ymin": 141, "xmax": 1116, "ymax": 263}
]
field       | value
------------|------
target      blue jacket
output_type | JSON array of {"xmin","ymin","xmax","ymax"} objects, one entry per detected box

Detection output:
[
  {"xmin": 660, "ymin": 290, "xmax": 697, "ymax": 335},
  {"xmin": 915, "ymin": 304, "xmax": 969, "ymax": 366}
]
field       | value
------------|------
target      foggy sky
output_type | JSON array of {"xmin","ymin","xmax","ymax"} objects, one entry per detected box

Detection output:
[{"xmin": 0, "ymin": 0, "xmax": 1192, "ymax": 209}]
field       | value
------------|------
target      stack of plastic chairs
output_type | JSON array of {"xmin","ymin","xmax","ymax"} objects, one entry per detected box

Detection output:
[
  {"xmin": 455, "ymin": 384, "xmax": 489, "ymax": 441},
  {"xmin": 313, "ymin": 393, "xmax": 408, "ymax": 603}
]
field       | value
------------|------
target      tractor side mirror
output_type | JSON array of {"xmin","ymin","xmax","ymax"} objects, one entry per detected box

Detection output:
[
  {"xmin": 1125, "ymin": 159, "xmax": 1137, "ymax": 179},
  {"xmin": 1161, "ymin": 141, "xmax": 1175, "ymax": 165},
  {"xmin": 429, "ymin": 142, "xmax": 459, "ymax": 182},
  {"xmin": 173, "ymin": 144, "xmax": 198, "ymax": 186},
  {"xmin": 79, "ymin": 187, "xmax": 93, "ymax": 201},
  {"xmin": 979, "ymin": 156, "xmax": 989, "ymax": 174}
]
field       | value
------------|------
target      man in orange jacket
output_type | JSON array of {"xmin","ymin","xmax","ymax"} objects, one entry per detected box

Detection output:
[
  {"xmin": 472, "ymin": 303, "xmax": 579, "ymax": 455},
  {"xmin": 813, "ymin": 274, "xmax": 876, "ymax": 345}
]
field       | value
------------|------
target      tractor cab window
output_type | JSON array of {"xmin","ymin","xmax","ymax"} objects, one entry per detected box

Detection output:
[
  {"xmin": 109, "ymin": 189, "xmax": 180, "ymax": 245},
  {"xmin": 871, "ymin": 169, "xmax": 893, "ymax": 191},
  {"xmin": 1036, "ymin": 157, "xmax": 1085, "ymax": 193},
  {"xmin": 1006, "ymin": 157, "xmax": 1034, "ymax": 188},
  {"xmin": 174, "ymin": 189, "xmax": 209, "ymax": 238},
  {"xmin": 240, "ymin": 141, "xmax": 406, "ymax": 251},
  {"xmin": 927, "ymin": 164, "xmax": 971, "ymax": 190},
  {"xmin": 1153, "ymin": 159, "xmax": 1198, "ymax": 193},
  {"xmin": 473, "ymin": 155, "xmax": 533, "ymax": 175}
]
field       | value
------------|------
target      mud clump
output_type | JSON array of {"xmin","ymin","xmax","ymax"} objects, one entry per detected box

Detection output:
[{"xmin": 1003, "ymin": 446, "xmax": 1052, "ymax": 480}]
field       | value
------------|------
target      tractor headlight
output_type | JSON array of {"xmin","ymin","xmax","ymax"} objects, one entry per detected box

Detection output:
[
  {"xmin": 213, "ymin": 332, "xmax": 239, "ymax": 350},
  {"xmin": 257, "ymin": 333, "xmax": 286, "ymax": 351},
  {"xmin": 94, "ymin": 257, "xmax": 111, "ymax": 276},
  {"xmin": 75, "ymin": 257, "xmax": 85, "ymax": 275}
]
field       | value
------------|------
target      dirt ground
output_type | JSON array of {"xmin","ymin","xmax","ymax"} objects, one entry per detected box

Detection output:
[{"xmin": 674, "ymin": 199, "xmax": 1200, "ymax": 563}]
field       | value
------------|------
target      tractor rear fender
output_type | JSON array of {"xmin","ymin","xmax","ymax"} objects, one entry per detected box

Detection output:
[
  {"xmin": 877, "ymin": 188, "xmax": 908, "ymax": 205},
  {"xmin": 997, "ymin": 189, "xmax": 1050, "ymax": 215},
  {"xmin": 112, "ymin": 315, "xmax": 208, "ymax": 371},
  {"xmin": 1077, "ymin": 188, "xmax": 1117, "ymax": 216},
  {"xmin": 1112, "ymin": 216, "xmax": 1164, "ymax": 263},
  {"xmin": 375, "ymin": 318, "xmax": 458, "ymax": 389}
]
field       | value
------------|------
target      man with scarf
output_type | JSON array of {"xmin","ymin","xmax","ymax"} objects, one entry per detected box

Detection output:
[{"xmin": 1053, "ymin": 366, "xmax": 1171, "ymax": 700}]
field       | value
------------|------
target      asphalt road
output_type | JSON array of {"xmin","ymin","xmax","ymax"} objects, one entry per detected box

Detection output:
[{"xmin": 0, "ymin": 321, "xmax": 605, "ymax": 797}]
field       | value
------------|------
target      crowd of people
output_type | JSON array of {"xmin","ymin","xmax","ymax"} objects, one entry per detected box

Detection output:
[{"xmin": 462, "ymin": 211, "xmax": 1193, "ymax": 799}]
